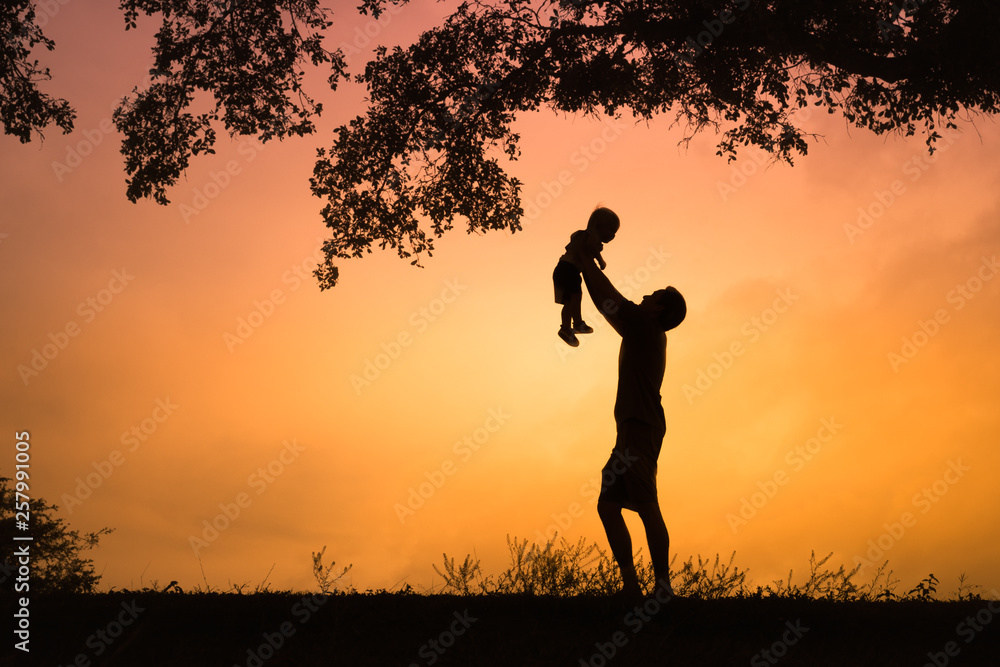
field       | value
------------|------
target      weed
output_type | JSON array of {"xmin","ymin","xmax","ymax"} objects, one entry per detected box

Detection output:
[
  {"xmin": 907, "ymin": 573, "xmax": 939, "ymax": 601},
  {"xmin": 673, "ymin": 552, "xmax": 749, "ymax": 599},
  {"xmin": 767, "ymin": 551, "xmax": 863, "ymax": 601},
  {"xmin": 859, "ymin": 560, "xmax": 901, "ymax": 601},
  {"xmin": 433, "ymin": 552, "xmax": 488, "ymax": 595},
  {"xmin": 952, "ymin": 572, "xmax": 984, "ymax": 601},
  {"xmin": 312, "ymin": 546, "xmax": 352, "ymax": 594},
  {"xmin": 432, "ymin": 535, "xmax": 967, "ymax": 601}
]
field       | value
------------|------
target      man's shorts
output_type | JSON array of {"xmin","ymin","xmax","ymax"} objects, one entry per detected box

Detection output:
[
  {"xmin": 598, "ymin": 419, "xmax": 665, "ymax": 510},
  {"xmin": 552, "ymin": 260, "xmax": 582, "ymax": 305}
]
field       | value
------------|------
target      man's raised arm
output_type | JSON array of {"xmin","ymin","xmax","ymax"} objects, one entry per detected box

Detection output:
[{"xmin": 578, "ymin": 255, "xmax": 628, "ymax": 334}]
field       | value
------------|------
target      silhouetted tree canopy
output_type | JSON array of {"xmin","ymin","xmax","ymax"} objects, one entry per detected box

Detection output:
[
  {"xmin": 3, "ymin": 1, "xmax": 999, "ymax": 287},
  {"xmin": 0, "ymin": 1, "xmax": 75, "ymax": 142},
  {"xmin": 0, "ymin": 476, "xmax": 113, "ymax": 594},
  {"xmin": 114, "ymin": 0, "xmax": 346, "ymax": 205}
]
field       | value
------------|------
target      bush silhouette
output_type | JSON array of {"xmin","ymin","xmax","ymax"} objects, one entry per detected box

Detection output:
[
  {"xmin": 0, "ymin": 476, "xmax": 112, "ymax": 594},
  {"xmin": 430, "ymin": 534, "xmax": 964, "ymax": 602}
]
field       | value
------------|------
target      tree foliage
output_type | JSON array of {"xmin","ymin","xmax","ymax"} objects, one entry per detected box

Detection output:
[
  {"xmin": 0, "ymin": 476, "xmax": 113, "ymax": 594},
  {"xmin": 0, "ymin": 0, "xmax": 75, "ymax": 142},
  {"xmin": 310, "ymin": 0, "xmax": 999, "ymax": 287},
  {"xmin": 3, "ymin": 1, "xmax": 999, "ymax": 286},
  {"xmin": 114, "ymin": 0, "xmax": 346, "ymax": 204}
]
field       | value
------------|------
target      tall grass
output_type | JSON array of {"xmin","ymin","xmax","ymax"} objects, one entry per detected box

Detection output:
[
  {"xmin": 424, "ymin": 534, "xmax": 982, "ymax": 602},
  {"xmin": 121, "ymin": 535, "xmax": 982, "ymax": 601}
]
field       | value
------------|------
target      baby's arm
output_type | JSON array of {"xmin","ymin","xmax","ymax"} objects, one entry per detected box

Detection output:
[{"xmin": 589, "ymin": 235, "xmax": 606, "ymax": 270}]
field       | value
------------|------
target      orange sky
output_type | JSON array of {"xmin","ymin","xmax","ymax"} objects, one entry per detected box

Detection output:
[{"xmin": 2, "ymin": 2, "xmax": 998, "ymax": 597}]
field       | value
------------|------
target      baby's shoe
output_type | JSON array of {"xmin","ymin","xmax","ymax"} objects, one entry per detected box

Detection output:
[
  {"xmin": 558, "ymin": 326, "xmax": 579, "ymax": 347},
  {"xmin": 573, "ymin": 321, "xmax": 594, "ymax": 334}
]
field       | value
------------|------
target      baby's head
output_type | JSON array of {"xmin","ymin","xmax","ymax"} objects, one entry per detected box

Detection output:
[{"xmin": 587, "ymin": 206, "xmax": 620, "ymax": 243}]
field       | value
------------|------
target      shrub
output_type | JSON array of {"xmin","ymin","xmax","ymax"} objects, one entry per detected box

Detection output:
[{"xmin": 0, "ymin": 476, "xmax": 112, "ymax": 594}]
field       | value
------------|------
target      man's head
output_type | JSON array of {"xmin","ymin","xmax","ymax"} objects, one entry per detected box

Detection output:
[
  {"xmin": 587, "ymin": 206, "xmax": 620, "ymax": 243},
  {"xmin": 641, "ymin": 287, "xmax": 686, "ymax": 331}
]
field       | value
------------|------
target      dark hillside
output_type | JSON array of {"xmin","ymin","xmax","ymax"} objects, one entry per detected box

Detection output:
[{"xmin": 8, "ymin": 592, "xmax": 1000, "ymax": 666}]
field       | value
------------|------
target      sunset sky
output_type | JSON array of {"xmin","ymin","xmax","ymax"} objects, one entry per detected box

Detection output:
[{"xmin": 2, "ymin": 2, "xmax": 998, "ymax": 598}]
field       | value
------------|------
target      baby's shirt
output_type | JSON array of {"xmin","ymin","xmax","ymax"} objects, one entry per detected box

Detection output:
[{"xmin": 559, "ymin": 229, "xmax": 603, "ymax": 268}]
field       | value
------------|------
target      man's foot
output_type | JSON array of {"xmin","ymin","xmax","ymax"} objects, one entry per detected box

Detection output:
[
  {"xmin": 573, "ymin": 321, "xmax": 594, "ymax": 334},
  {"xmin": 649, "ymin": 577, "xmax": 677, "ymax": 602},
  {"xmin": 648, "ymin": 584, "xmax": 677, "ymax": 603},
  {"xmin": 608, "ymin": 585, "xmax": 642, "ymax": 602},
  {"xmin": 558, "ymin": 326, "xmax": 579, "ymax": 347},
  {"xmin": 607, "ymin": 586, "xmax": 644, "ymax": 613}
]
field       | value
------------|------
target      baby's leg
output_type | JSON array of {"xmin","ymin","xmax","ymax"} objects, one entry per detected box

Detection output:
[
  {"xmin": 561, "ymin": 301, "xmax": 573, "ymax": 329},
  {"xmin": 558, "ymin": 289, "xmax": 582, "ymax": 346},
  {"xmin": 567, "ymin": 292, "xmax": 582, "ymax": 327}
]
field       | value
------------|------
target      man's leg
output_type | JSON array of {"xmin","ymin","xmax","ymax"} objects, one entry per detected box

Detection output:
[
  {"xmin": 636, "ymin": 502, "xmax": 673, "ymax": 596},
  {"xmin": 598, "ymin": 500, "xmax": 642, "ymax": 595}
]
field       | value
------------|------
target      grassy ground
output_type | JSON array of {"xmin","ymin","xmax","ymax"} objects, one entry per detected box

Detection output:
[
  {"xmin": 8, "ymin": 539, "xmax": 998, "ymax": 666},
  {"xmin": 9, "ymin": 591, "xmax": 1000, "ymax": 666}
]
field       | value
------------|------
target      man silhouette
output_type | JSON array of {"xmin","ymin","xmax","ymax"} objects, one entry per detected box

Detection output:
[{"xmin": 573, "ymin": 235, "xmax": 686, "ymax": 600}]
